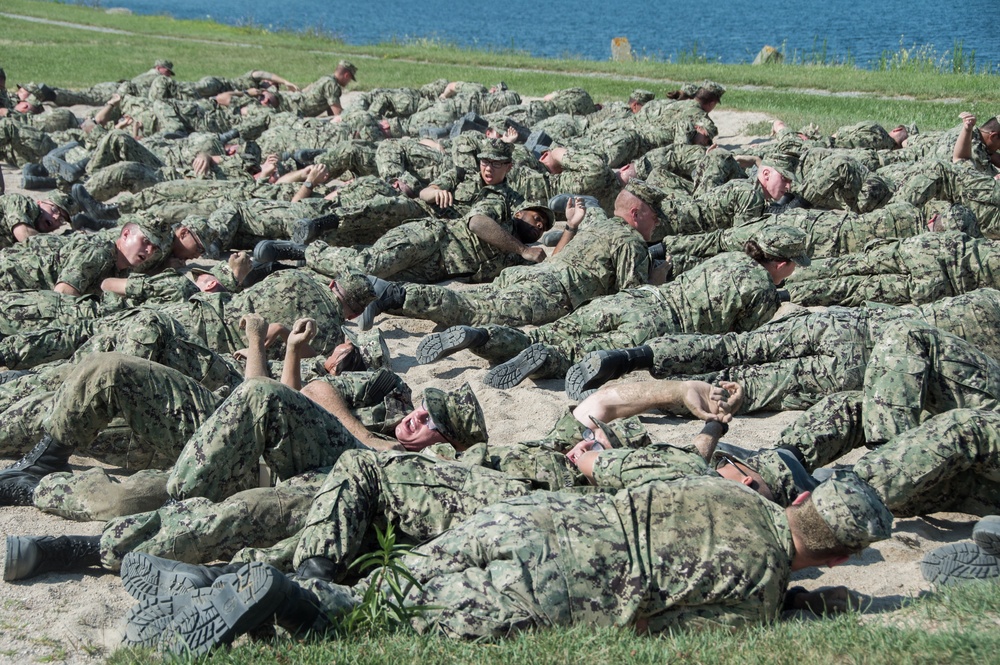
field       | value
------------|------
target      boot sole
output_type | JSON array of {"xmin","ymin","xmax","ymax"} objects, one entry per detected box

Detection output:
[
  {"xmin": 121, "ymin": 552, "xmax": 210, "ymax": 602},
  {"xmin": 484, "ymin": 344, "xmax": 547, "ymax": 389},
  {"xmin": 416, "ymin": 327, "xmax": 480, "ymax": 364},
  {"xmin": 973, "ymin": 516, "xmax": 1000, "ymax": 557},
  {"xmin": 123, "ymin": 589, "xmax": 206, "ymax": 648},
  {"xmin": 565, "ymin": 351, "xmax": 620, "ymax": 401},
  {"xmin": 161, "ymin": 562, "xmax": 284, "ymax": 657},
  {"xmin": 921, "ymin": 542, "xmax": 1000, "ymax": 586}
]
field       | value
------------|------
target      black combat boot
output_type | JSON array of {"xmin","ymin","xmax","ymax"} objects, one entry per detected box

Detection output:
[
  {"xmin": 217, "ymin": 128, "xmax": 240, "ymax": 143},
  {"xmin": 359, "ymin": 277, "xmax": 406, "ymax": 331},
  {"xmin": 0, "ymin": 471, "xmax": 40, "ymax": 507},
  {"xmin": 295, "ymin": 555, "xmax": 344, "ymax": 583},
  {"xmin": 71, "ymin": 212, "xmax": 119, "ymax": 232},
  {"xmin": 565, "ymin": 346, "xmax": 655, "ymax": 400},
  {"xmin": 416, "ymin": 326, "xmax": 490, "ymax": 364},
  {"xmin": 71, "ymin": 183, "xmax": 120, "ymax": 220},
  {"xmin": 253, "ymin": 239, "xmax": 307, "ymax": 264},
  {"xmin": 291, "ymin": 213, "xmax": 339, "ymax": 244},
  {"xmin": 2, "ymin": 433, "xmax": 74, "ymax": 477},
  {"xmin": 42, "ymin": 141, "xmax": 84, "ymax": 183},
  {"xmin": 21, "ymin": 163, "xmax": 56, "ymax": 190},
  {"xmin": 292, "ymin": 148, "xmax": 325, "ymax": 167},
  {"xmin": 4, "ymin": 535, "xmax": 101, "ymax": 581}
]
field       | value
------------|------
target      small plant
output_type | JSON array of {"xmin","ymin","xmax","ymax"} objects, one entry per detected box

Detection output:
[{"xmin": 330, "ymin": 524, "xmax": 436, "ymax": 636}]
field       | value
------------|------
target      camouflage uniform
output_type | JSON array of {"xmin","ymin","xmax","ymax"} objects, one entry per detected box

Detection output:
[
  {"xmin": 279, "ymin": 76, "xmax": 344, "ymax": 117},
  {"xmin": 469, "ymin": 252, "xmax": 781, "ymax": 379},
  {"xmin": 653, "ymin": 176, "xmax": 768, "ymax": 240},
  {"xmin": 783, "ymin": 231, "xmax": 1000, "ymax": 307},
  {"xmin": 304, "ymin": 477, "xmax": 796, "ymax": 638},
  {"xmin": 0, "ymin": 117, "xmax": 57, "ymax": 167},
  {"xmin": 885, "ymin": 159, "xmax": 1000, "ymax": 238},
  {"xmin": 645, "ymin": 288, "xmax": 1000, "ymax": 413},
  {"xmin": 0, "ymin": 193, "xmax": 48, "ymax": 249},
  {"xmin": 395, "ymin": 210, "xmax": 649, "ymax": 327},
  {"xmin": 205, "ymin": 197, "xmax": 339, "ymax": 249},
  {"xmin": 507, "ymin": 148, "xmax": 621, "ymax": 211},
  {"xmin": 374, "ymin": 137, "xmax": 452, "ymax": 192},
  {"xmin": 0, "ymin": 233, "xmax": 129, "ymax": 295}
]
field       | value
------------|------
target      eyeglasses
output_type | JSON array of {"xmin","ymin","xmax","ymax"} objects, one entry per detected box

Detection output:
[
  {"xmin": 420, "ymin": 400, "xmax": 440, "ymax": 432},
  {"xmin": 715, "ymin": 453, "xmax": 748, "ymax": 479},
  {"xmin": 480, "ymin": 159, "xmax": 510, "ymax": 169}
]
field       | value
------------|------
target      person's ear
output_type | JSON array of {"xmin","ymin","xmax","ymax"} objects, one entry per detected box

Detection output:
[{"xmin": 741, "ymin": 476, "xmax": 754, "ymax": 487}]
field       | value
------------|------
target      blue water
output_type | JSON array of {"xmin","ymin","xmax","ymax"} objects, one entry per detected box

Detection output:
[{"xmin": 97, "ymin": 0, "xmax": 1000, "ymax": 67}]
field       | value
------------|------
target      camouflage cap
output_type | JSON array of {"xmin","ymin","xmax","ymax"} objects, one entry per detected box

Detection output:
[
  {"xmin": 625, "ymin": 178, "xmax": 667, "ymax": 209},
  {"xmin": 810, "ymin": 470, "xmax": 893, "ymax": 549},
  {"xmin": 477, "ymin": 138, "xmax": 514, "ymax": 162},
  {"xmin": 797, "ymin": 122, "xmax": 822, "ymax": 141},
  {"xmin": 680, "ymin": 82, "xmax": 701, "ymax": 97},
  {"xmin": 189, "ymin": 263, "xmax": 240, "ymax": 292},
  {"xmin": 753, "ymin": 225, "xmax": 811, "ymax": 266},
  {"xmin": 335, "ymin": 272, "xmax": 377, "ymax": 313},
  {"xmin": 761, "ymin": 152, "xmax": 798, "ymax": 181},
  {"xmin": 337, "ymin": 60, "xmax": 358, "ymax": 80},
  {"xmin": 588, "ymin": 416, "xmax": 650, "ymax": 450},
  {"xmin": 698, "ymin": 80, "xmax": 727, "ymax": 97},
  {"xmin": 341, "ymin": 326, "xmax": 391, "ymax": 370},
  {"xmin": 629, "ymin": 89, "xmax": 655, "ymax": 105},
  {"xmin": 422, "ymin": 382, "xmax": 488, "ymax": 448},
  {"xmin": 924, "ymin": 200, "xmax": 979, "ymax": 235},
  {"xmin": 42, "ymin": 191, "xmax": 73, "ymax": 217},
  {"xmin": 744, "ymin": 447, "xmax": 818, "ymax": 507},
  {"xmin": 154, "ymin": 59, "xmax": 174, "ymax": 73},
  {"xmin": 516, "ymin": 202, "xmax": 555, "ymax": 231}
]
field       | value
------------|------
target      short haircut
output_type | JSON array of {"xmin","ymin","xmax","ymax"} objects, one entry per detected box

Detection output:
[
  {"xmin": 980, "ymin": 117, "xmax": 1000, "ymax": 135},
  {"xmin": 786, "ymin": 498, "xmax": 855, "ymax": 559}
]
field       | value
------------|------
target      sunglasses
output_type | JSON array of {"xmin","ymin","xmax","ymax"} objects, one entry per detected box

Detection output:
[{"xmin": 715, "ymin": 453, "xmax": 749, "ymax": 479}]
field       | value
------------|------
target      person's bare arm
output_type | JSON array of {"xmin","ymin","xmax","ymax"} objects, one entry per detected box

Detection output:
[
  {"xmin": 573, "ymin": 379, "xmax": 744, "ymax": 426},
  {"xmin": 467, "ymin": 215, "xmax": 545, "ymax": 263},
  {"xmin": 953, "ymin": 112, "xmax": 977, "ymax": 163},
  {"xmin": 290, "ymin": 164, "xmax": 329, "ymax": 202},
  {"xmin": 100, "ymin": 277, "xmax": 128, "ymax": 296},
  {"xmin": 54, "ymin": 282, "xmax": 81, "ymax": 296},
  {"xmin": 93, "ymin": 94, "xmax": 121, "ymax": 126},
  {"xmin": 240, "ymin": 314, "xmax": 270, "ymax": 380},
  {"xmin": 301, "ymin": 381, "xmax": 404, "ymax": 451},
  {"xmin": 251, "ymin": 71, "xmax": 298, "ymax": 91},
  {"xmin": 280, "ymin": 318, "xmax": 317, "ymax": 391},
  {"xmin": 552, "ymin": 197, "xmax": 586, "ymax": 255},
  {"xmin": 419, "ymin": 184, "xmax": 454, "ymax": 209},
  {"xmin": 12, "ymin": 224, "xmax": 38, "ymax": 242}
]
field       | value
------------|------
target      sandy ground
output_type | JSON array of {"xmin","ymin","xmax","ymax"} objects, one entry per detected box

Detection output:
[{"xmin": 0, "ymin": 106, "xmax": 979, "ymax": 663}]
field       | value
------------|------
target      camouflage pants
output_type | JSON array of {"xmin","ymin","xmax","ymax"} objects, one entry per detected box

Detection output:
[
  {"xmin": 854, "ymin": 408, "xmax": 1000, "ymax": 517},
  {"xmin": 783, "ymin": 245, "xmax": 915, "ymax": 307},
  {"xmin": 774, "ymin": 391, "xmax": 866, "ymax": 469},
  {"xmin": 398, "ymin": 271, "xmax": 572, "ymax": 327},
  {"xmin": 314, "ymin": 140, "xmax": 377, "ymax": 180},
  {"xmin": 472, "ymin": 288, "xmax": 680, "ymax": 379},
  {"xmin": 862, "ymin": 319, "xmax": 1000, "ymax": 444},
  {"xmin": 85, "ymin": 161, "xmax": 167, "ymax": 201},
  {"xmin": 304, "ymin": 221, "xmax": 451, "ymax": 283},
  {"xmin": 285, "ymin": 449, "xmax": 535, "ymax": 577},
  {"xmin": 319, "ymin": 194, "xmax": 426, "ymax": 247},
  {"xmin": 0, "ymin": 118, "xmax": 57, "ymax": 167},
  {"xmin": 0, "ymin": 290, "xmax": 105, "ymax": 338},
  {"xmin": 94, "ymin": 469, "xmax": 326, "ymax": 571},
  {"xmin": 647, "ymin": 308, "xmax": 871, "ymax": 413},
  {"xmin": 86, "ymin": 130, "xmax": 164, "ymax": 173},
  {"xmin": 166, "ymin": 378, "xmax": 364, "ymax": 503}
]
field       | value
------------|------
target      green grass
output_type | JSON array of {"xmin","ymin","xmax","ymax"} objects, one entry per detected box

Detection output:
[
  {"xmin": 2, "ymin": 0, "xmax": 999, "ymax": 137},
  {"xmin": 104, "ymin": 578, "xmax": 1000, "ymax": 665}
]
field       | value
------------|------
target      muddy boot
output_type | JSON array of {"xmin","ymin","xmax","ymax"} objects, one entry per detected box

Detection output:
[
  {"xmin": 120, "ymin": 551, "xmax": 243, "ymax": 602},
  {"xmin": 483, "ymin": 343, "xmax": 549, "ymax": 389},
  {"xmin": 4, "ymin": 535, "xmax": 101, "ymax": 581},
  {"xmin": 564, "ymin": 346, "xmax": 654, "ymax": 400},
  {"xmin": 157, "ymin": 562, "xmax": 321, "ymax": 657},
  {"xmin": 291, "ymin": 213, "xmax": 339, "ymax": 244},
  {"xmin": 416, "ymin": 326, "xmax": 489, "ymax": 364},
  {"xmin": 71, "ymin": 183, "xmax": 119, "ymax": 220},
  {"xmin": 21, "ymin": 163, "xmax": 56, "ymax": 190},
  {"xmin": 253, "ymin": 239, "xmax": 307, "ymax": 264}
]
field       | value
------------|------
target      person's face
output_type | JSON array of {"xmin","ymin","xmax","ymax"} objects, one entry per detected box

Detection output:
[
  {"xmin": 714, "ymin": 454, "xmax": 768, "ymax": 496},
  {"xmin": 629, "ymin": 201, "xmax": 658, "ymax": 241},
  {"xmin": 334, "ymin": 69, "xmax": 355, "ymax": 87},
  {"xmin": 324, "ymin": 341, "xmax": 356, "ymax": 374},
  {"xmin": 700, "ymin": 98, "xmax": 718, "ymax": 113},
  {"xmin": 394, "ymin": 404, "xmax": 446, "ymax": 451},
  {"xmin": 330, "ymin": 280, "xmax": 361, "ymax": 319},
  {"xmin": 692, "ymin": 126, "xmax": 712, "ymax": 146},
  {"xmin": 14, "ymin": 101, "xmax": 39, "ymax": 114},
  {"xmin": 259, "ymin": 91, "xmax": 278, "ymax": 108},
  {"xmin": 36, "ymin": 201, "xmax": 67, "ymax": 233},
  {"xmin": 760, "ymin": 167, "xmax": 793, "ymax": 201},
  {"xmin": 927, "ymin": 212, "xmax": 943, "ymax": 232},
  {"xmin": 15, "ymin": 87, "xmax": 29, "ymax": 102},
  {"xmin": 117, "ymin": 226, "xmax": 158, "ymax": 267},
  {"xmin": 514, "ymin": 209, "xmax": 548, "ymax": 235},
  {"xmin": 616, "ymin": 162, "xmax": 637, "ymax": 186},
  {"xmin": 889, "ymin": 125, "xmax": 909, "ymax": 147},
  {"xmin": 479, "ymin": 158, "xmax": 512, "ymax": 186},
  {"xmin": 628, "ymin": 99, "xmax": 643, "ymax": 114},
  {"xmin": 983, "ymin": 130, "xmax": 1000, "ymax": 153},
  {"xmin": 195, "ymin": 273, "xmax": 223, "ymax": 292},
  {"xmin": 156, "ymin": 66, "xmax": 174, "ymax": 77},
  {"xmin": 172, "ymin": 227, "xmax": 205, "ymax": 260}
]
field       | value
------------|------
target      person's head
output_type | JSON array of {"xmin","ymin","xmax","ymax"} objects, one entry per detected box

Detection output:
[
  {"xmin": 615, "ymin": 179, "xmax": 665, "ymax": 241},
  {"xmin": 115, "ymin": 222, "xmax": 161, "ymax": 269},
  {"xmin": 694, "ymin": 80, "xmax": 726, "ymax": 113},
  {"xmin": 334, "ymin": 60, "xmax": 357, "ymax": 87},
  {"xmin": 757, "ymin": 154, "xmax": 796, "ymax": 201},
  {"xmin": 477, "ymin": 139, "xmax": 514, "ymax": 186},
  {"xmin": 979, "ymin": 116, "xmax": 1000, "ymax": 153},
  {"xmin": 189, "ymin": 267, "xmax": 226, "ymax": 293},
  {"xmin": 394, "ymin": 382, "xmax": 487, "ymax": 451},
  {"xmin": 171, "ymin": 224, "xmax": 206, "ymax": 261},
  {"xmin": 785, "ymin": 471, "xmax": 893, "ymax": 570},
  {"xmin": 324, "ymin": 327, "xmax": 390, "ymax": 375},
  {"xmin": 36, "ymin": 193, "xmax": 71, "ymax": 232},
  {"xmin": 616, "ymin": 161, "xmax": 638, "ymax": 186},
  {"xmin": 714, "ymin": 443, "xmax": 819, "ymax": 507},
  {"xmin": 744, "ymin": 225, "xmax": 810, "ymax": 284},
  {"xmin": 154, "ymin": 59, "xmax": 175, "ymax": 77},
  {"xmin": 628, "ymin": 89, "xmax": 655, "ymax": 114},
  {"xmin": 258, "ymin": 89, "xmax": 280, "ymax": 108},
  {"xmin": 537, "ymin": 146, "xmax": 568, "ymax": 174},
  {"xmin": 713, "ymin": 452, "xmax": 775, "ymax": 501},
  {"xmin": 330, "ymin": 272, "xmax": 376, "ymax": 320},
  {"xmin": 513, "ymin": 202, "xmax": 555, "ymax": 243},
  {"xmin": 888, "ymin": 124, "xmax": 909, "ymax": 147}
]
